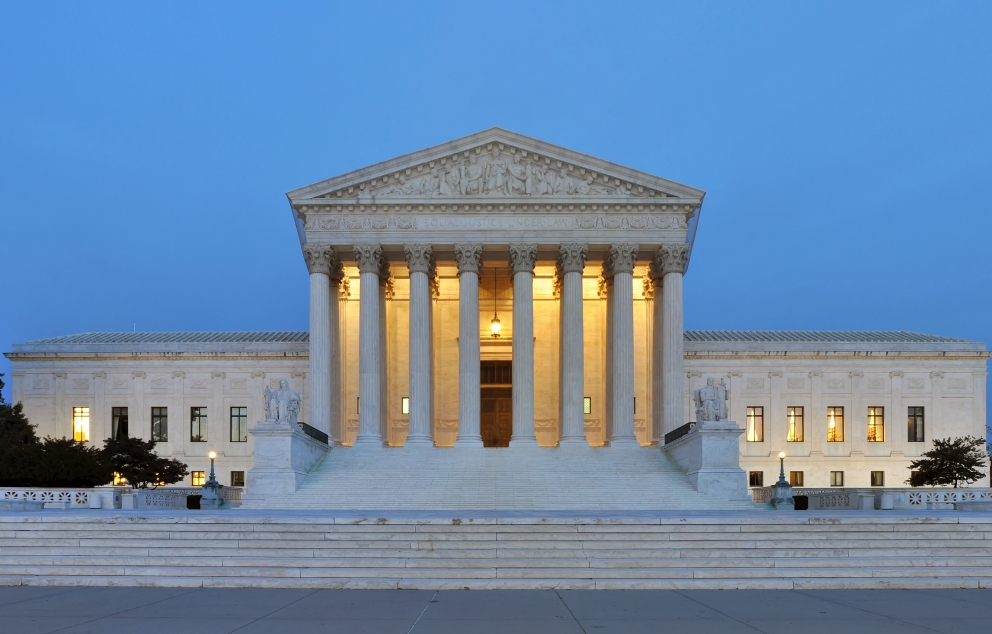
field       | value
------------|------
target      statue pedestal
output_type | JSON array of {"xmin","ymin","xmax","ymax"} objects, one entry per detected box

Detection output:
[
  {"xmin": 664, "ymin": 420, "xmax": 751, "ymax": 503},
  {"xmin": 242, "ymin": 420, "xmax": 329, "ymax": 501}
]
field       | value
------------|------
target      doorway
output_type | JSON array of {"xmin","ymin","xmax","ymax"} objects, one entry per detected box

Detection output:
[{"xmin": 480, "ymin": 361, "xmax": 512, "ymax": 447}]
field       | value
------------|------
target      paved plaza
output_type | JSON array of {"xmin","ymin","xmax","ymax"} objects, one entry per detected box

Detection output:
[{"xmin": 1, "ymin": 587, "xmax": 991, "ymax": 633}]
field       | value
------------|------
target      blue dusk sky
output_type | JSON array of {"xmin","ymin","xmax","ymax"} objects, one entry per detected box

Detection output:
[{"xmin": 1, "ymin": 2, "xmax": 989, "ymax": 428}]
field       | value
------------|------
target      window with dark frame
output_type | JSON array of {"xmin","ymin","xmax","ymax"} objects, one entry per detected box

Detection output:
[
  {"xmin": 830, "ymin": 471, "xmax": 844, "ymax": 486},
  {"xmin": 230, "ymin": 407, "xmax": 248, "ymax": 442},
  {"xmin": 151, "ymin": 407, "xmax": 168, "ymax": 442},
  {"xmin": 789, "ymin": 471, "xmax": 804, "ymax": 486},
  {"xmin": 746, "ymin": 406, "xmax": 764, "ymax": 442},
  {"xmin": 787, "ymin": 406, "xmax": 804, "ymax": 442},
  {"xmin": 583, "ymin": 397, "xmax": 592, "ymax": 415},
  {"xmin": 191, "ymin": 471, "xmax": 205, "ymax": 486},
  {"xmin": 72, "ymin": 406, "xmax": 90, "ymax": 442},
  {"xmin": 871, "ymin": 471, "xmax": 885, "ymax": 487},
  {"xmin": 908, "ymin": 406, "xmax": 925, "ymax": 442},
  {"xmin": 190, "ymin": 407, "xmax": 208, "ymax": 442},
  {"xmin": 867, "ymin": 406, "xmax": 884, "ymax": 442},
  {"xmin": 827, "ymin": 406, "xmax": 844, "ymax": 442},
  {"xmin": 230, "ymin": 471, "xmax": 245, "ymax": 487},
  {"xmin": 111, "ymin": 407, "xmax": 129, "ymax": 440},
  {"xmin": 748, "ymin": 472, "xmax": 764, "ymax": 487}
]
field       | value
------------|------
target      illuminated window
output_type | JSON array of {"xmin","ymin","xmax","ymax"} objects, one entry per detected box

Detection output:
[
  {"xmin": 190, "ymin": 407, "xmax": 208, "ymax": 442},
  {"xmin": 230, "ymin": 471, "xmax": 245, "ymax": 487},
  {"xmin": 746, "ymin": 406, "xmax": 764, "ymax": 442},
  {"xmin": 72, "ymin": 407, "xmax": 90, "ymax": 442},
  {"xmin": 748, "ymin": 471, "xmax": 764, "ymax": 487},
  {"xmin": 787, "ymin": 406, "xmax": 804, "ymax": 442},
  {"xmin": 191, "ymin": 471, "xmax": 205, "ymax": 486},
  {"xmin": 583, "ymin": 397, "xmax": 592, "ymax": 415},
  {"xmin": 867, "ymin": 407, "xmax": 884, "ymax": 442},
  {"xmin": 112, "ymin": 407, "xmax": 128, "ymax": 440},
  {"xmin": 830, "ymin": 471, "xmax": 844, "ymax": 487},
  {"xmin": 789, "ymin": 471, "xmax": 804, "ymax": 486},
  {"xmin": 151, "ymin": 407, "xmax": 168, "ymax": 442},
  {"xmin": 871, "ymin": 471, "xmax": 885, "ymax": 487},
  {"xmin": 827, "ymin": 407, "xmax": 844, "ymax": 442},
  {"xmin": 908, "ymin": 407, "xmax": 925, "ymax": 442},
  {"xmin": 401, "ymin": 397, "xmax": 410, "ymax": 415},
  {"xmin": 230, "ymin": 407, "xmax": 248, "ymax": 442}
]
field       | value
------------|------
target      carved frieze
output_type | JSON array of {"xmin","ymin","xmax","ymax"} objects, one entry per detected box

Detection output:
[{"xmin": 303, "ymin": 211, "xmax": 688, "ymax": 233}]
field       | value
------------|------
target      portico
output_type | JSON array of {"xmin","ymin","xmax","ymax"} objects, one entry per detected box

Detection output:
[{"xmin": 290, "ymin": 129, "xmax": 704, "ymax": 450}]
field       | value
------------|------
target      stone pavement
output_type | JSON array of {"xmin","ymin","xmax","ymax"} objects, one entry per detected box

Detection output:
[{"xmin": 2, "ymin": 587, "xmax": 991, "ymax": 633}]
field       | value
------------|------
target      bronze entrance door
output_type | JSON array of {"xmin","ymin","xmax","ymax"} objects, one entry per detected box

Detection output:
[{"xmin": 481, "ymin": 387, "xmax": 512, "ymax": 447}]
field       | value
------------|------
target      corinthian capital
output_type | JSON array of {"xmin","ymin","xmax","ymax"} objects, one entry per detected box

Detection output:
[
  {"xmin": 302, "ymin": 244, "xmax": 335, "ymax": 275},
  {"xmin": 558, "ymin": 243, "xmax": 588, "ymax": 273},
  {"xmin": 454, "ymin": 244, "xmax": 484, "ymax": 275},
  {"xmin": 354, "ymin": 244, "xmax": 383, "ymax": 274},
  {"xmin": 657, "ymin": 243, "xmax": 690, "ymax": 276},
  {"xmin": 404, "ymin": 244, "xmax": 433, "ymax": 274},
  {"xmin": 605, "ymin": 243, "xmax": 638, "ymax": 276},
  {"xmin": 508, "ymin": 244, "xmax": 538, "ymax": 274}
]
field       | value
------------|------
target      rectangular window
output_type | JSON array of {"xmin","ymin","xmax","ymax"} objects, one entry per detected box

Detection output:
[
  {"xmin": 111, "ymin": 407, "xmax": 129, "ymax": 440},
  {"xmin": 190, "ymin": 407, "xmax": 208, "ymax": 442},
  {"xmin": 827, "ymin": 406, "xmax": 844, "ymax": 442},
  {"xmin": 787, "ymin": 406, "xmax": 804, "ymax": 442},
  {"xmin": 908, "ymin": 406, "xmax": 925, "ymax": 443},
  {"xmin": 867, "ymin": 407, "xmax": 884, "ymax": 442},
  {"xmin": 746, "ymin": 406, "xmax": 764, "ymax": 442},
  {"xmin": 401, "ymin": 397, "xmax": 410, "ymax": 415},
  {"xmin": 151, "ymin": 407, "xmax": 168, "ymax": 442},
  {"xmin": 748, "ymin": 471, "xmax": 764, "ymax": 487},
  {"xmin": 230, "ymin": 407, "xmax": 248, "ymax": 442},
  {"xmin": 583, "ymin": 397, "xmax": 592, "ymax": 415},
  {"xmin": 830, "ymin": 471, "xmax": 844, "ymax": 487},
  {"xmin": 230, "ymin": 471, "xmax": 245, "ymax": 487},
  {"xmin": 72, "ymin": 406, "xmax": 90, "ymax": 442},
  {"xmin": 789, "ymin": 471, "xmax": 804, "ymax": 486},
  {"xmin": 871, "ymin": 471, "xmax": 885, "ymax": 487},
  {"xmin": 191, "ymin": 471, "xmax": 205, "ymax": 486}
]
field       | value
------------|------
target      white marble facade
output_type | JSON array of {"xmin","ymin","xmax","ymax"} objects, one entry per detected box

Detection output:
[{"xmin": 4, "ymin": 129, "xmax": 990, "ymax": 489}]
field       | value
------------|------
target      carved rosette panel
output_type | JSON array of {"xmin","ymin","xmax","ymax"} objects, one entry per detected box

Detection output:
[
  {"xmin": 354, "ymin": 244, "xmax": 383, "ymax": 274},
  {"xmin": 302, "ymin": 244, "xmax": 334, "ymax": 275},
  {"xmin": 404, "ymin": 244, "xmax": 434, "ymax": 274},
  {"xmin": 454, "ymin": 244, "xmax": 484, "ymax": 275},
  {"xmin": 657, "ymin": 243, "xmax": 690, "ymax": 276},
  {"xmin": 557, "ymin": 243, "xmax": 588, "ymax": 274},
  {"xmin": 508, "ymin": 244, "xmax": 538, "ymax": 274}
]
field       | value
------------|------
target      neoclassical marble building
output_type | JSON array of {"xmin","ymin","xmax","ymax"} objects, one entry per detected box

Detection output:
[{"xmin": 5, "ymin": 129, "xmax": 989, "ymax": 491}]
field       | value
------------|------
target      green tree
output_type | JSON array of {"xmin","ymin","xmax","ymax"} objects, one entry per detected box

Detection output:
[
  {"xmin": 102, "ymin": 436, "xmax": 189, "ymax": 489},
  {"xmin": 33, "ymin": 437, "xmax": 115, "ymax": 487},
  {"xmin": 908, "ymin": 436, "xmax": 987, "ymax": 488},
  {"xmin": 0, "ymin": 398, "xmax": 43, "ymax": 486}
]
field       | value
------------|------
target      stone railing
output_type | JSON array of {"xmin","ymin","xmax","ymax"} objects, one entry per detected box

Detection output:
[
  {"xmin": 750, "ymin": 486, "xmax": 992, "ymax": 510},
  {"xmin": 1, "ymin": 487, "xmax": 129, "ymax": 509},
  {"xmin": 158, "ymin": 487, "xmax": 244, "ymax": 503},
  {"xmin": 121, "ymin": 489, "xmax": 186, "ymax": 509}
]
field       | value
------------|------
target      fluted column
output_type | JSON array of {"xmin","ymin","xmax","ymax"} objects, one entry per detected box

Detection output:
[
  {"xmin": 607, "ymin": 244, "xmax": 639, "ymax": 447},
  {"xmin": 454, "ymin": 244, "xmax": 484, "ymax": 447},
  {"xmin": 647, "ymin": 261, "xmax": 664, "ymax": 446},
  {"xmin": 558, "ymin": 244, "xmax": 589, "ymax": 446},
  {"xmin": 658, "ymin": 243, "xmax": 689, "ymax": 438},
  {"xmin": 378, "ymin": 260, "xmax": 392, "ymax": 444},
  {"xmin": 404, "ymin": 244, "xmax": 434, "ymax": 447},
  {"xmin": 354, "ymin": 244, "xmax": 384, "ymax": 447},
  {"xmin": 328, "ymin": 260, "xmax": 344, "ymax": 446},
  {"xmin": 509, "ymin": 244, "xmax": 538, "ymax": 447},
  {"xmin": 303, "ymin": 244, "xmax": 334, "ymax": 436}
]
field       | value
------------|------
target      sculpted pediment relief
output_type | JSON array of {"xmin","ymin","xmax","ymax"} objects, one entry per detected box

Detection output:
[{"xmin": 289, "ymin": 128, "xmax": 705, "ymax": 204}]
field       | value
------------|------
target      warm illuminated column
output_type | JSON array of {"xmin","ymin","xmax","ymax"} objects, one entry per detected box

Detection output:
[
  {"xmin": 378, "ymin": 260, "xmax": 392, "ymax": 443},
  {"xmin": 454, "ymin": 244, "xmax": 484, "ymax": 447},
  {"xmin": 648, "ymin": 260, "xmax": 664, "ymax": 446},
  {"xmin": 658, "ymin": 243, "xmax": 689, "ymax": 437},
  {"xmin": 327, "ymin": 260, "xmax": 344, "ymax": 446},
  {"xmin": 509, "ymin": 244, "xmax": 538, "ymax": 447},
  {"xmin": 607, "ymin": 244, "xmax": 639, "ymax": 447},
  {"xmin": 558, "ymin": 244, "xmax": 589, "ymax": 446},
  {"xmin": 404, "ymin": 244, "xmax": 434, "ymax": 447},
  {"xmin": 354, "ymin": 244, "xmax": 384, "ymax": 447},
  {"xmin": 303, "ymin": 244, "xmax": 334, "ymax": 436}
]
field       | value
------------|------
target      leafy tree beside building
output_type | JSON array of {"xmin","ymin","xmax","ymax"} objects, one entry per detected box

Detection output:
[{"xmin": 908, "ymin": 436, "xmax": 987, "ymax": 488}]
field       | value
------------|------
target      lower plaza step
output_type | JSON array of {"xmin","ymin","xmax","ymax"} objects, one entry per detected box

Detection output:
[
  {"xmin": 1, "ymin": 512, "xmax": 992, "ymax": 589},
  {"xmin": 242, "ymin": 446, "xmax": 753, "ymax": 511}
]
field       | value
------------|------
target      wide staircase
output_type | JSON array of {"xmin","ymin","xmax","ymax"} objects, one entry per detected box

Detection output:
[
  {"xmin": 243, "ymin": 447, "xmax": 752, "ymax": 511},
  {"xmin": 1, "ymin": 512, "xmax": 991, "ymax": 589}
]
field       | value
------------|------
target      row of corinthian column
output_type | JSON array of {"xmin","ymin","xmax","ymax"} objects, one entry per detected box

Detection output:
[{"xmin": 302, "ymin": 242, "xmax": 690, "ymax": 449}]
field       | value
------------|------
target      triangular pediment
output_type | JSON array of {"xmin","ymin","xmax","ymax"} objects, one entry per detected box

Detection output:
[{"xmin": 288, "ymin": 128, "xmax": 705, "ymax": 204}]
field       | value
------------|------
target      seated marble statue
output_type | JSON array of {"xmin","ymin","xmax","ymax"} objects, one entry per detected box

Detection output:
[
  {"xmin": 693, "ymin": 377, "xmax": 729, "ymax": 422},
  {"xmin": 263, "ymin": 379, "xmax": 301, "ymax": 425}
]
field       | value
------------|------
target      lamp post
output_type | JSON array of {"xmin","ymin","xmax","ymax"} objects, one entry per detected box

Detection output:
[
  {"xmin": 771, "ymin": 450, "xmax": 794, "ymax": 510},
  {"xmin": 199, "ymin": 450, "xmax": 225, "ymax": 509},
  {"xmin": 776, "ymin": 451, "xmax": 787, "ymax": 485}
]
